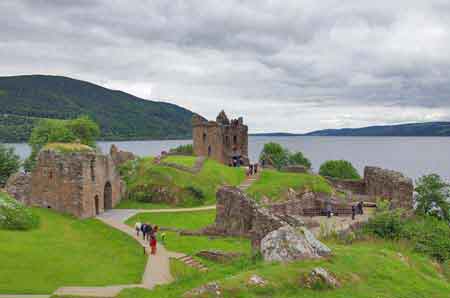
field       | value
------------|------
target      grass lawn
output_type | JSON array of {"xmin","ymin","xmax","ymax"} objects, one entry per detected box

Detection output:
[
  {"xmin": 164, "ymin": 155, "xmax": 197, "ymax": 168},
  {"xmin": 115, "ymin": 200, "xmax": 174, "ymax": 210},
  {"xmin": 118, "ymin": 239, "xmax": 450, "ymax": 298},
  {"xmin": 0, "ymin": 208, "xmax": 146, "ymax": 294},
  {"xmin": 246, "ymin": 169, "xmax": 333, "ymax": 203},
  {"xmin": 126, "ymin": 210, "xmax": 250, "ymax": 256},
  {"xmin": 126, "ymin": 210, "xmax": 216, "ymax": 230},
  {"xmin": 120, "ymin": 157, "xmax": 246, "ymax": 207}
]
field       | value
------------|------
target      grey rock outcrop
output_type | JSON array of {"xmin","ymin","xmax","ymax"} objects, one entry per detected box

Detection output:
[
  {"xmin": 301, "ymin": 267, "xmax": 341, "ymax": 289},
  {"xmin": 260, "ymin": 225, "xmax": 331, "ymax": 262}
]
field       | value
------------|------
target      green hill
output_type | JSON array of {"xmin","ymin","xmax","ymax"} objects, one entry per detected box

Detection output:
[{"xmin": 0, "ymin": 75, "xmax": 194, "ymax": 142}]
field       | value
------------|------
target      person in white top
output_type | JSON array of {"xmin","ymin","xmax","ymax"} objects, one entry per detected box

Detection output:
[{"xmin": 135, "ymin": 222, "xmax": 142, "ymax": 236}]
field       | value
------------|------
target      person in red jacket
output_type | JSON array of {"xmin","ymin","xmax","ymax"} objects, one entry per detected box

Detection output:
[{"xmin": 150, "ymin": 235, "xmax": 157, "ymax": 255}]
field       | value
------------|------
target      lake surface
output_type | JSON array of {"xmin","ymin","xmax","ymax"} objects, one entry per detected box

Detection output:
[{"xmin": 7, "ymin": 136, "xmax": 450, "ymax": 182}]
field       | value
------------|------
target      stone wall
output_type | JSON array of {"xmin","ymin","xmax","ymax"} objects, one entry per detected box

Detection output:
[
  {"xmin": 214, "ymin": 186, "xmax": 297, "ymax": 248},
  {"xmin": 323, "ymin": 166, "xmax": 414, "ymax": 209},
  {"xmin": 325, "ymin": 177, "xmax": 366, "ymax": 195},
  {"xmin": 110, "ymin": 144, "xmax": 135, "ymax": 167},
  {"xmin": 192, "ymin": 111, "xmax": 249, "ymax": 165},
  {"xmin": 364, "ymin": 166, "xmax": 414, "ymax": 209},
  {"xmin": 7, "ymin": 147, "xmax": 123, "ymax": 219},
  {"xmin": 5, "ymin": 172, "xmax": 32, "ymax": 205}
]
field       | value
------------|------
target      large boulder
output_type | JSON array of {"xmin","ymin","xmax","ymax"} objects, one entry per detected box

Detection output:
[{"xmin": 260, "ymin": 225, "xmax": 331, "ymax": 262}]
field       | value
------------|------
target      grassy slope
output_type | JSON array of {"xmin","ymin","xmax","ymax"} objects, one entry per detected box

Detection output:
[
  {"xmin": 126, "ymin": 210, "xmax": 216, "ymax": 230},
  {"xmin": 163, "ymin": 155, "xmax": 197, "ymax": 168},
  {"xmin": 0, "ymin": 208, "xmax": 146, "ymax": 294},
  {"xmin": 126, "ymin": 210, "xmax": 251, "ymax": 256},
  {"xmin": 117, "ymin": 157, "xmax": 246, "ymax": 208},
  {"xmin": 246, "ymin": 169, "xmax": 333, "ymax": 202},
  {"xmin": 119, "ymin": 239, "xmax": 450, "ymax": 298}
]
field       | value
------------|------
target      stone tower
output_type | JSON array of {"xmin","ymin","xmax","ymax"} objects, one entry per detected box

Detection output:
[
  {"xmin": 29, "ymin": 148, "xmax": 122, "ymax": 218},
  {"xmin": 192, "ymin": 110, "xmax": 249, "ymax": 165}
]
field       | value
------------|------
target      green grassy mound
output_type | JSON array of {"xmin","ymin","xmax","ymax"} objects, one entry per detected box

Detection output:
[
  {"xmin": 43, "ymin": 142, "xmax": 94, "ymax": 153},
  {"xmin": 163, "ymin": 155, "xmax": 197, "ymax": 168},
  {"xmin": 0, "ymin": 208, "xmax": 146, "ymax": 294},
  {"xmin": 119, "ymin": 157, "xmax": 246, "ymax": 208},
  {"xmin": 246, "ymin": 170, "xmax": 333, "ymax": 203},
  {"xmin": 118, "ymin": 239, "xmax": 450, "ymax": 298},
  {"xmin": 127, "ymin": 210, "xmax": 250, "ymax": 256}
]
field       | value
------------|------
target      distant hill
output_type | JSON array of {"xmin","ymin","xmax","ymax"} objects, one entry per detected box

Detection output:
[
  {"xmin": 0, "ymin": 75, "xmax": 195, "ymax": 142},
  {"xmin": 305, "ymin": 122, "xmax": 450, "ymax": 136},
  {"xmin": 250, "ymin": 132, "xmax": 302, "ymax": 137}
]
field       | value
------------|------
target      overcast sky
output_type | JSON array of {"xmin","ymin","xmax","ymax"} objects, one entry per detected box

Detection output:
[{"xmin": 2, "ymin": 0, "xmax": 450, "ymax": 133}]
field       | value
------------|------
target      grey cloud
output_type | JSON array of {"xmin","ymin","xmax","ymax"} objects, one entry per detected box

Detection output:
[{"xmin": 1, "ymin": 0, "xmax": 450, "ymax": 132}]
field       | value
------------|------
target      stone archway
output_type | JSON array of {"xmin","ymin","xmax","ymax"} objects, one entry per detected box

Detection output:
[
  {"xmin": 94, "ymin": 195, "xmax": 100, "ymax": 215},
  {"xmin": 104, "ymin": 182, "xmax": 113, "ymax": 210}
]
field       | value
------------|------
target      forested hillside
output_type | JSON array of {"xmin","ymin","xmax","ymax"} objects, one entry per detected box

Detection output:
[
  {"xmin": 0, "ymin": 75, "xmax": 194, "ymax": 142},
  {"xmin": 305, "ymin": 122, "xmax": 450, "ymax": 136}
]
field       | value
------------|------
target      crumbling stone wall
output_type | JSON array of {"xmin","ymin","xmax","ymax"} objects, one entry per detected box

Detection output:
[
  {"xmin": 110, "ymin": 144, "xmax": 135, "ymax": 167},
  {"xmin": 364, "ymin": 166, "xmax": 413, "ymax": 209},
  {"xmin": 5, "ymin": 172, "xmax": 32, "ymax": 205},
  {"xmin": 324, "ymin": 166, "xmax": 414, "ymax": 209},
  {"xmin": 192, "ymin": 111, "xmax": 249, "ymax": 165},
  {"xmin": 7, "ymin": 147, "xmax": 123, "ymax": 219},
  {"xmin": 214, "ymin": 186, "xmax": 296, "ymax": 248}
]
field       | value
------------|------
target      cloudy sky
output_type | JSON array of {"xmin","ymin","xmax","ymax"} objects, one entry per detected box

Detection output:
[{"xmin": 2, "ymin": 0, "xmax": 450, "ymax": 133}]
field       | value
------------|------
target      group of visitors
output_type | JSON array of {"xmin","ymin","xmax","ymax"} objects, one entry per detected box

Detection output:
[
  {"xmin": 326, "ymin": 201, "xmax": 365, "ymax": 220},
  {"xmin": 135, "ymin": 222, "xmax": 160, "ymax": 255},
  {"xmin": 246, "ymin": 163, "xmax": 259, "ymax": 176},
  {"xmin": 229, "ymin": 155, "xmax": 244, "ymax": 167}
]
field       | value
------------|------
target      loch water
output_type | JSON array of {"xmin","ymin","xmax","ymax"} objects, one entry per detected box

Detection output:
[{"xmin": 8, "ymin": 136, "xmax": 450, "ymax": 182}]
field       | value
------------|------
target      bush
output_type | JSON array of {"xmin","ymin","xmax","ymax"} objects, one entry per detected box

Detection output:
[
  {"xmin": 259, "ymin": 142, "xmax": 311, "ymax": 170},
  {"xmin": 169, "ymin": 144, "xmax": 193, "ymax": 155},
  {"xmin": 288, "ymin": 151, "xmax": 312, "ymax": 169},
  {"xmin": 184, "ymin": 185, "xmax": 205, "ymax": 206},
  {"xmin": 319, "ymin": 160, "xmax": 360, "ymax": 180},
  {"xmin": 415, "ymin": 174, "xmax": 450, "ymax": 223},
  {"xmin": 25, "ymin": 116, "xmax": 100, "ymax": 172},
  {"xmin": 363, "ymin": 209, "xmax": 403, "ymax": 239},
  {"xmin": 364, "ymin": 208, "xmax": 450, "ymax": 262},
  {"xmin": 0, "ymin": 193, "xmax": 39, "ymax": 230},
  {"xmin": 0, "ymin": 144, "xmax": 21, "ymax": 187}
]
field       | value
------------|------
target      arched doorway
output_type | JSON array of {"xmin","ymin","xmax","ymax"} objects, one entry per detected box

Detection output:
[
  {"xmin": 104, "ymin": 182, "xmax": 113, "ymax": 210},
  {"xmin": 94, "ymin": 195, "xmax": 100, "ymax": 215}
]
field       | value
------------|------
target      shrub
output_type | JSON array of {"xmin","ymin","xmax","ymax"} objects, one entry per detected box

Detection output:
[
  {"xmin": 0, "ymin": 193, "xmax": 39, "ymax": 230},
  {"xmin": 415, "ymin": 174, "xmax": 450, "ymax": 223},
  {"xmin": 363, "ymin": 209, "xmax": 403, "ymax": 239},
  {"xmin": 260, "ymin": 142, "xmax": 290, "ymax": 170},
  {"xmin": 259, "ymin": 142, "xmax": 311, "ymax": 170},
  {"xmin": 25, "ymin": 116, "xmax": 100, "ymax": 172},
  {"xmin": 364, "ymin": 209, "xmax": 450, "ymax": 262},
  {"xmin": 288, "ymin": 151, "xmax": 312, "ymax": 169},
  {"xmin": 319, "ymin": 160, "xmax": 360, "ymax": 180},
  {"xmin": 0, "ymin": 144, "xmax": 21, "ymax": 187},
  {"xmin": 169, "ymin": 144, "xmax": 193, "ymax": 155}
]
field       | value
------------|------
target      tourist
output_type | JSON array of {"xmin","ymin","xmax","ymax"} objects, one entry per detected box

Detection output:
[
  {"xmin": 249, "ymin": 164, "xmax": 254, "ymax": 175},
  {"xmin": 351, "ymin": 205, "xmax": 356, "ymax": 220},
  {"xmin": 145, "ymin": 223, "xmax": 152, "ymax": 241},
  {"xmin": 326, "ymin": 203, "xmax": 332, "ymax": 218},
  {"xmin": 161, "ymin": 232, "xmax": 166, "ymax": 244},
  {"xmin": 358, "ymin": 201, "xmax": 364, "ymax": 215},
  {"xmin": 254, "ymin": 163, "xmax": 258, "ymax": 174},
  {"xmin": 141, "ymin": 223, "xmax": 147, "ymax": 240},
  {"xmin": 150, "ymin": 235, "xmax": 157, "ymax": 255},
  {"xmin": 135, "ymin": 221, "xmax": 142, "ymax": 236}
]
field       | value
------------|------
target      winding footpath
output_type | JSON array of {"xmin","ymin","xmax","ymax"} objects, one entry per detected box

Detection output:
[{"xmin": 0, "ymin": 168, "xmax": 261, "ymax": 298}]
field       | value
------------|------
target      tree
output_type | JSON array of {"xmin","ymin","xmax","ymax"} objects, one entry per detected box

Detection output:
[
  {"xmin": 0, "ymin": 144, "xmax": 21, "ymax": 187},
  {"xmin": 288, "ymin": 151, "xmax": 312, "ymax": 169},
  {"xmin": 319, "ymin": 160, "xmax": 360, "ymax": 180},
  {"xmin": 24, "ymin": 116, "xmax": 100, "ymax": 172},
  {"xmin": 415, "ymin": 174, "xmax": 450, "ymax": 223},
  {"xmin": 259, "ymin": 142, "xmax": 290, "ymax": 169}
]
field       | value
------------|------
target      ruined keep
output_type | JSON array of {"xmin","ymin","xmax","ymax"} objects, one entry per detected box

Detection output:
[
  {"xmin": 192, "ymin": 111, "xmax": 249, "ymax": 165},
  {"xmin": 6, "ymin": 146, "xmax": 126, "ymax": 219}
]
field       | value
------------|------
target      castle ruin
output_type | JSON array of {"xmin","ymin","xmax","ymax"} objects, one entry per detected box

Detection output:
[
  {"xmin": 6, "ymin": 145, "xmax": 129, "ymax": 219},
  {"xmin": 192, "ymin": 111, "xmax": 249, "ymax": 165}
]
